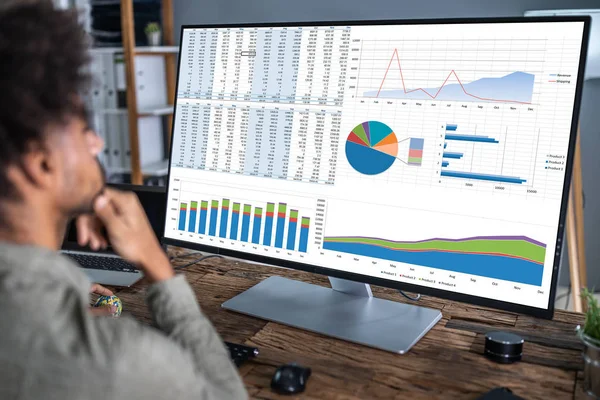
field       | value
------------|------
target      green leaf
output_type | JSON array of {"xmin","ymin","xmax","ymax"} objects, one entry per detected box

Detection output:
[{"xmin": 582, "ymin": 288, "xmax": 600, "ymax": 340}]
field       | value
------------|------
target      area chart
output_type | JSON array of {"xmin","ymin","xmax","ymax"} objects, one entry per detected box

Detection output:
[
  {"xmin": 323, "ymin": 235, "xmax": 546, "ymax": 286},
  {"xmin": 363, "ymin": 49, "xmax": 535, "ymax": 104}
]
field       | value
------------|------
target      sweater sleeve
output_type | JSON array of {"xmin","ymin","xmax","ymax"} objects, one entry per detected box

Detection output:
[{"xmin": 90, "ymin": 274, "xmax": 248, "ymax": 400}]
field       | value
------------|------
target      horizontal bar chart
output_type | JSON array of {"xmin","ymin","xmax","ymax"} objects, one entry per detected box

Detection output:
[
  {"xmin": 442, "ymin": 152, "xmax": 463, "ymax": 159},
  {"xmin": 441, "ymin": 170, "xmax": 526, "ymax": 184},
  {"xmin": 444, "ymin": 134, "xmax": 499, "ymax": 143}
]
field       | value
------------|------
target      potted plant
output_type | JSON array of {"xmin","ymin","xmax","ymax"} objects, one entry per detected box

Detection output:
[
  {"xmin": 577, "ymin": 288, "xmax": 600, "ymax": 398},
  {"xmin": 144, "ymin": 22, "xmax": 161, "ymax": 46}
]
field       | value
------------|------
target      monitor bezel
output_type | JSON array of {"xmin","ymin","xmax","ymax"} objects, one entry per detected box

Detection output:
[{"xmin": 163, "ymin": 16, "xmax": 590, "ymax": 320}]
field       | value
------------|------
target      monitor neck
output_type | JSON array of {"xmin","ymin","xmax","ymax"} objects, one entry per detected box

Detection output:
[{"xmin": 329, "ymin": 277, "xmax": 372, "ymax": 298}]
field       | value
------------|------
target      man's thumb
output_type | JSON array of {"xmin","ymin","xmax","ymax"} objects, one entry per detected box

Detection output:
[{"xmin": 94, "ymin": 195, "xmax": 117, "ymax": 222}]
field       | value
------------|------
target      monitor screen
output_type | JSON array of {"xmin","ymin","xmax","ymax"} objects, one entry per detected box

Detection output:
[{"xmin": 164, "ymin": 18, "xmax": 588, "ymax": 316}]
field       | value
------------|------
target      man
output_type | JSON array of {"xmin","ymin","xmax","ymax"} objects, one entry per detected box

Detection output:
[{"xmin": 0, "ymin": 1, "xmax": 247, "ymax": 399}]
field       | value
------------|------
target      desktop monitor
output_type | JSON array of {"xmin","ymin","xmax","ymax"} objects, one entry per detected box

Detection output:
[{"xmin": 163, "ymin": 16, "xmax": 589, "ymax": 352}]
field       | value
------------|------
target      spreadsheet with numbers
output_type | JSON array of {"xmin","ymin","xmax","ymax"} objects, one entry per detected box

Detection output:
[{"xmin": 166, "ymin": 21, "xmax": 585, "ymax": 310}]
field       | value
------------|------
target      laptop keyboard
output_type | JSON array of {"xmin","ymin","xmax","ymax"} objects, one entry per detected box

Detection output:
[{"xmin": 66, "ymin": 253, "xmax": 138, "ymax": 273}]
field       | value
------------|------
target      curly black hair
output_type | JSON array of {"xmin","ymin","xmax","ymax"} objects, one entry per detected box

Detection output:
[{"xmin": 0, "ymin": 0, "xmax": 91, "ymax": 199}]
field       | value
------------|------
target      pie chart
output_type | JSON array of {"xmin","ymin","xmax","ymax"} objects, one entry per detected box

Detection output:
[{"xmin": 345, "ymin": 121, "xmax": 399, "ymax": 175}]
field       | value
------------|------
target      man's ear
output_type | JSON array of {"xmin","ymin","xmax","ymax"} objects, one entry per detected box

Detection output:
[{"xmin": 19, "ymin": 143, "xmax": 57, "ymax": 190}]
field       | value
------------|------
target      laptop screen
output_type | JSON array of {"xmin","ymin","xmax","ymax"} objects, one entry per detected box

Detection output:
[{"xmin": 61, "ymin": 184, "xmax": 166, "ymax": 253}]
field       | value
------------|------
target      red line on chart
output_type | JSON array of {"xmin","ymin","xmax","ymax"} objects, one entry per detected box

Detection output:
[{"xmin": 374, "ymin": 49, "xmax": 531, "ymax": 104}]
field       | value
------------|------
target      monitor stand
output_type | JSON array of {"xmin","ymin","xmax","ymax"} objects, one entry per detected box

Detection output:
[{"xmin": 221, "ymin": 275, "xmax": 442, "ymax": 354}]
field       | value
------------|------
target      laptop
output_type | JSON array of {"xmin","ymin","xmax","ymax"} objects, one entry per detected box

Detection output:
[{"xmin": 61, "ymin": 183, "xmax": 166, "ymax": 286}]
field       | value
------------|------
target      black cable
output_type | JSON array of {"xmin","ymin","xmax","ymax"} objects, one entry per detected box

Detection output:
[
  {"xmin": 398, "ymin": 290, "xmax": 421, "ymax": 301},
  {"xmin": 174, "ymin": 254, "xmax": 224, "ymax": 270},
  {"xmin": 169, "ymin": 251, "xmax": 203, "ymax": 261}
]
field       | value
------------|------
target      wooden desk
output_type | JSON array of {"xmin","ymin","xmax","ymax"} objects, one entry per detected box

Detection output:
[{"xmin": 108, "ymin": 249, "xmax": 589, "ymax": 399}]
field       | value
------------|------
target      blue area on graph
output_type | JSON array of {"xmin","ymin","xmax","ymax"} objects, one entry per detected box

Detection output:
[
  {"xmin": 287, "ymin": 221, "xmax": 297, "ymax": 251},
  {"xmin": 230, "ymin": 212, "xmax": 239, "ymax": 240},
  {"xmin": 275, "ymin": 216, "xmax": 285, "ymax": 248},
  {"xmin": 241, "ymin": 214, "xmax": 250, "ymax": 242},
  {"xmin": 199, "ymin": 208, "xmax": 207, "ymax": 234},
  {"xmin": 345, "ymin": 141, "xmax": 396, "ymax": 175},
  {"xmin": 188, "ymin": 209, "xmax": 197, "ymax": 233},
  {"xmin": 365, "ymin": 72, "xmax": 535, "ymax": 103},
  {"xmin": 299, "ymin": 227, "xmax": 309, "ymax": 253},
  {"xmin": 264, "ymin": 216, "xmax": 274, "ymax": 246},
  {"xmin": 178, "ymin": 209, "xmax": 186, "ymax": 231},
  {"xmin": 323, "ymin": 242, "xmax": 543, "ymax": 286}
]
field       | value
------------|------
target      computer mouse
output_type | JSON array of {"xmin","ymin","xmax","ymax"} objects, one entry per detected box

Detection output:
[{"xmin": 271, "ymin": 363, "xmax": 311, "ymax": 395}]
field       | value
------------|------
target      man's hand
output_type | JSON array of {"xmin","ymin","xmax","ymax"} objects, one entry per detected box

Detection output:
[
  {"xmin": 88, "ymin": 284, "xmax": 116, "ymax": 316},
  {"xmin": 78, "ymin": 187, "xmax": 174, "ymax": 283},
  {"xmin": 76, "ymin": 214, "xmax": 107, "ymax": 251}
]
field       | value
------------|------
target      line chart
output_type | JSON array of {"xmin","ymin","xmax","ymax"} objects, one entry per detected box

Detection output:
[{"xmin": 361, "ymin": 49, "xmax": 536, "ymax": 104}]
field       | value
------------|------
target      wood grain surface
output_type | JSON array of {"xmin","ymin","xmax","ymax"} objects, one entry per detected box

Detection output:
[{"xmin": 103, "ymin": 248, "xmax": 588, "ymax": 399}]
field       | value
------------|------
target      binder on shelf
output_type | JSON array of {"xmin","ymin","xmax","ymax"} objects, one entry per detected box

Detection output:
[
  {"xmin": 138, "ymin": 116, "xmax": 166, "ymax": 168},
  {"xmin": 114, "ymin": 53, "xmax": 127, "ymax": 108},
  {"xmin": 103, "ymin": 52, "xmax": 122, "ymax": 169},
  {"xmin": 106, "ymin": 117, "xmax": 122, "ymax": 170},
  {"xmin": 135, "ymin": 55, "xmax": 168, "ymax": 110},
  {"xmin": 120, "ymin": 114, "xmax": 132, "ymax": 170},
  {"xmin": 85, "ymin": 52, "xmax": 110, "ymax": 168}
]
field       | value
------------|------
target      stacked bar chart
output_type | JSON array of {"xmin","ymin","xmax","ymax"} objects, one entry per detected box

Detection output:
[
  {"xmin": 199, "ymin": 201, "xmax": 208, "ymax": 234},
  {"xmin": 299, "ymin": 217, "xmax": 310, "ymax": 253},
  {"xmin": 252, "ymin": 208, "xmax": 263, "ymax": 244},
  {"xmin": 241, "ymin": 205, "xmax": 251, "ymax": 242},
  {"xmin": 177, "ymin": 197, "xmax": 311, "ymax": 253},
  {"xmin": 275, "ymin": 203, "xmax": 287, "ymax": 248},
  {"xmin": 179, "ymin": 203, "xmax": 187, "ymax": 231},
  {"xmin": 220, "ymin": 199, "xmax": 230, "ymax": 238},
  {"xmin": 230, "ymin": 203, "xmax": 240, "ymax": 240},
  {"xmin": 287, "ymin": 210, "xmax": 299, "ymax": 250},
  {"xmin": 264, "ymin": 203, "xmax": 275, "ymax": 246},
  {"xmin": 188, "ymin": 201, "xmax": 197, "ymax": 233},
  {"xmin": 408, "ymin": 138, "xmax": 424, "ymax": 166},
  {"xmin": 441, "ymin": 123, "xmax": 527, "ymax": 184},
  {"xmin": 209, "ymin": 200, "xmax": 219, "ymax": 236}
]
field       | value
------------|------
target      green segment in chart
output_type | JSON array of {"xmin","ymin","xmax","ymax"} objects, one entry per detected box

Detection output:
[
  {"xmin": 352, "ymin": 122, "xmax": 370, "ymax": 146},
  {"xmin": 324, "ymin": 236, "xmax": 546, "ymax": 264}
]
